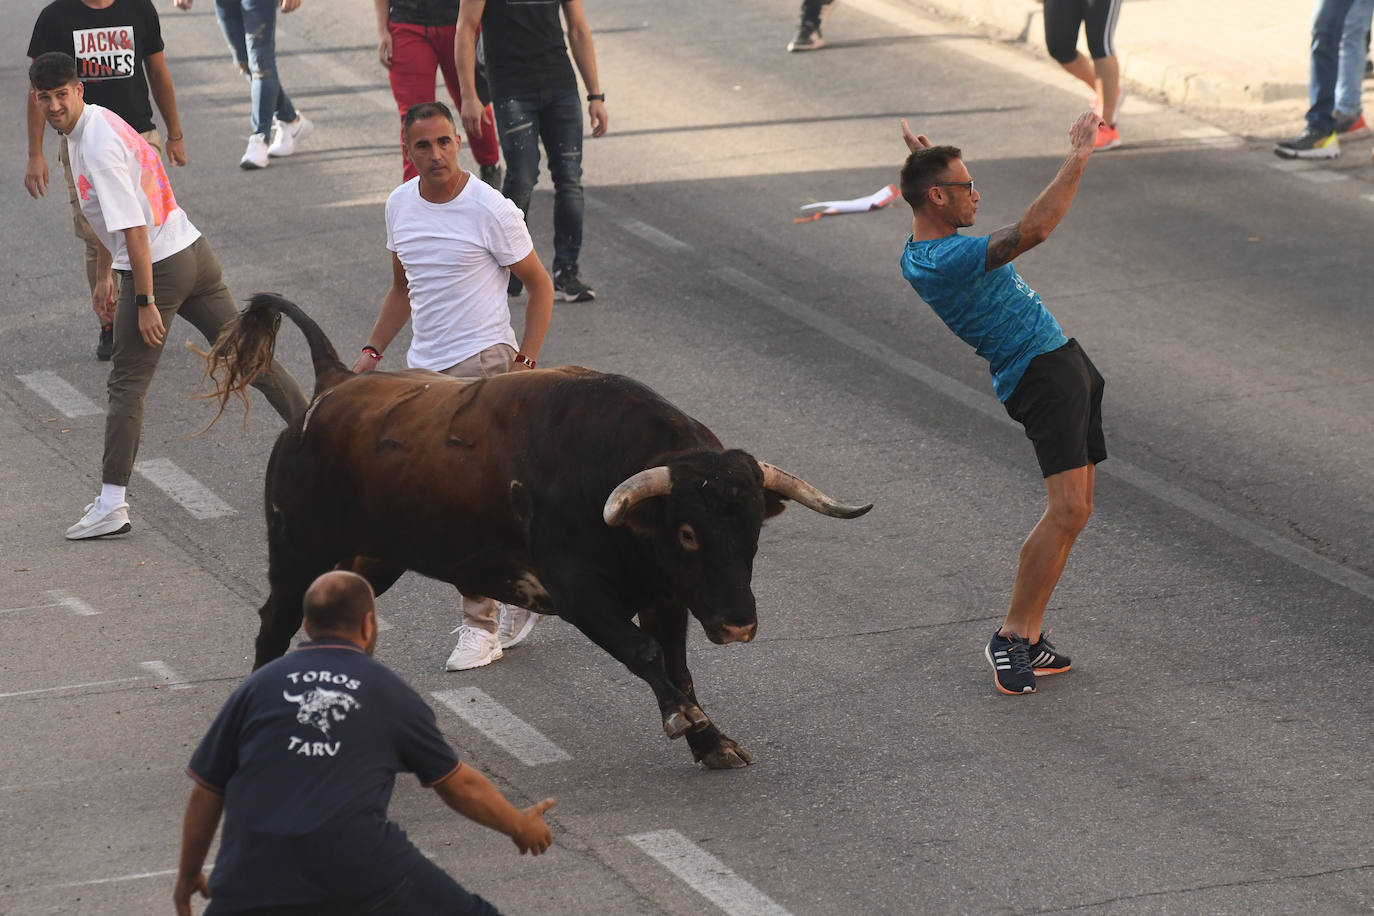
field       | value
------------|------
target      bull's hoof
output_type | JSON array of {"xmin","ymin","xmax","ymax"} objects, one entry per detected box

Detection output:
[
  {"xmin": 694, "ymin": 736, "xmax": 755, "ymax": 769},
  {"xmin": 662, "ymin": 704, "xmax": 709, "ymax": 739}
]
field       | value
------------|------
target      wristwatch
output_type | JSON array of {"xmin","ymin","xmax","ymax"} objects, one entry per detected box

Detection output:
[
  {"xmin": 586, "ymin": 93, "xmax": 605, "ymax": 102},
  {"xmin": 135, "ymin": 293, "xmax": 156, "ymax": 307}
]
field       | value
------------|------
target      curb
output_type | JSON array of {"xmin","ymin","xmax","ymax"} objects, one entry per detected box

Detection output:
[{"xmin": 907, "ymin": 0, "xmax": 1307, "ymax": 106}]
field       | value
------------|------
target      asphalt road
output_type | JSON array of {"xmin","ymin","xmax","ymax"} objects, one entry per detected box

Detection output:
[{"xmin": 2, "ymin": 1, "xmax": 1372, "ymax": 914}]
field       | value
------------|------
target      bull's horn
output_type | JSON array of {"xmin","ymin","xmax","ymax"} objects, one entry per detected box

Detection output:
[
  {"xmin": 759, "ymin": 462, "xmax": 873, "ymax": 519},
  {"xmin": 603, "ymin": 466, "xmax": 672, "ymax": 526}
]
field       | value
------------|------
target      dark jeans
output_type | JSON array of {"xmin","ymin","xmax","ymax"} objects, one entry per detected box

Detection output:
[
  {"xmin": 493, "ymin": 87, "xmax": 584, "ymax": 274},
  {"xmin": 203, "ymin": 856, "xmax": 501, "ymax": 916},
  {"xmin": 1308, "ymin": 0, "xmax": 1360, "ymax": 133},
  {"xmin": 800, "ymin": 0, "xmax": 835, "ymax": 27}
]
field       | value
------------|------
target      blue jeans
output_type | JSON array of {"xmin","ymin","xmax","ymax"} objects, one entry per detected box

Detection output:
[
  {"xmin": 1308, "ymin": 0, "xmax": 1359, "ymax": 133},
  {"xmin": 1336, "ymin": 0, "xmax": 1374, "ymax": 114},
  {"xmin": 214, "ymin": 0, "xmax": 297, "ymax": 137},
  {"xmin": 493, "ymin": 88, "xmax": 584, "ymax": 275}
]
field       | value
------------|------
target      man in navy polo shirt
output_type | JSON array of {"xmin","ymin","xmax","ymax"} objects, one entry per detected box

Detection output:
[{"xmin": 174, "ymin": 570, "xmax": 555, "ymax": 915}]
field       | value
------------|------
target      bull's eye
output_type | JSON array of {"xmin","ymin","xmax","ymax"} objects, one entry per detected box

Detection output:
[{"xmin": 678, "ymin": 524, "xmax": 699, "ymax": 551}]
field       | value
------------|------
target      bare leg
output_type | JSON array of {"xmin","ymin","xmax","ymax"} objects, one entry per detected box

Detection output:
[
  {"xmin": 1060, "ymin": 51, "xmax": 1099, "ymax": 96},
  {"xmin": 1094, "ymin": 55, "xmax": 1121, "ymax": 123},
  {"xmin": 1001, "ymin": 464, "xmax": 1094, "ymax": 642}
]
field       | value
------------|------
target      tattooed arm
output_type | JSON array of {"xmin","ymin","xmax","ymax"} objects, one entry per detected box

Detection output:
[{"xmin": 986, "ymin": 110, "xmax": 1101, "ymax": 270}]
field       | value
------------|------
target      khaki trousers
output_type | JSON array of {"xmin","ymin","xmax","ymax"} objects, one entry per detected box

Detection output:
[
  {"xmin": 104, "ymin": 236, "xmax": 308, "ymax": 486},
  {"xmin": 60, "ymin": 129, "xmax": 164, "ymax": 297},
  {"xmin": 439, "ymin": 342, "xmax": 516, "ymax": 632}
]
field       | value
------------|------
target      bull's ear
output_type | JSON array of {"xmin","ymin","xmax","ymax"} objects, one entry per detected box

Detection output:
[{"xmin": 764, "ymin": 492, "xmax": 787, "ymax": 519}]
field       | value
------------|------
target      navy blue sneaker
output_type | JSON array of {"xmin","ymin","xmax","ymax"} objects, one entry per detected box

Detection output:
[
  {"xmin": 1027, "ymin": 633, "xmax": 1071, "ymax": 676},
  {"xmin": 985, "ymin": 630, "xmax": 1036, "ymax": 695}
]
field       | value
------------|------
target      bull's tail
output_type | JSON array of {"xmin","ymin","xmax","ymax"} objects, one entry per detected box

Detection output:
[{"xmin": 196, "ymin": 293, "xmax": 351, "ymax": 429}]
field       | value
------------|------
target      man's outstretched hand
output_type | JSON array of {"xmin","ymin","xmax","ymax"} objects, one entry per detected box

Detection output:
[
  {"xmin": 901, "ymin": 118, "xmax": 932, "ymax": 154},
  {"xmin": 1069, "ymin": 109, "xmax": 1104, "ymax": 156}
]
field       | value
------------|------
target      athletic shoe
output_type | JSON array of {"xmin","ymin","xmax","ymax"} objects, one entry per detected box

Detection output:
[
  {"xmin": 787, "ymin": 23, "xmax": 824, "ymax": 52},
  {"xmin": 1027, "ymin": 633, "xmax": 1072, "ymax": 675},
  {"xmin": 498, "ymin": 605, "xmax": 542, "ymax": 650},
  {"xmin": 268, "ymin": 115, "xmax": 313, "ymax": 158},
  {"xmin": 240, "ymin": 133, "xmax": 270, "ymax": 170},
  {"xmin": 508, "ymin": 273, "xmax": 523, "ymax": 297},
  {"xmin": 985, "ymin": 630, "xmax": 1036, "ymax": 695},
  {"xmin": 97, "ymin": 324, "xmax": 113, "ymax": 361},
  {"xmin": 445, "ymin": 625, "xmax": 502, "ymax": 671},
  {"xmin": 1335, "ymin": 111, "xmax": 1370, "ymax": 139},
  {"xmin": 65, "ymin": 500, "xmax": 131, "ymax": 540},
  {"xmin": 1094, "ymin": 123, "xmax": 1121, "ymax": 151},
  {"xmin": 1273, "ymin": 130, "xmax": 1340, "ymax": 160},
  {"xmin": 478, "ymin": 163, "xmax": 503, "ymax": 189},
  {"xmin": 554, "ymin": 268, "xmax": 596, "ymax": 302}
]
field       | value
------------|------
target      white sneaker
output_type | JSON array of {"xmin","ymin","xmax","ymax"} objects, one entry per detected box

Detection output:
[
  {"xmin": 65, "ymin": 500, "xmax": 131, "ymax": 540},
  {"xmin": 240, "ymin": 133, "xmax": 269, "ymax": 170},
  {"xmin": 268, "ymin": 115, "xmax": 313, "ymax": 158},
  {"xmin": 445, "ymin": 625, "xmax": 502, "ymax": 671},
  {"xmin": 498, "ymin": 605, "xmax": 542, "ymax": 650}
]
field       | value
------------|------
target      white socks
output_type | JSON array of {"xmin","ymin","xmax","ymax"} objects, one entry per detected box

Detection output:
[{"xmin": 99, "ymin": 483, "xmax": 127, "ymax": 510}]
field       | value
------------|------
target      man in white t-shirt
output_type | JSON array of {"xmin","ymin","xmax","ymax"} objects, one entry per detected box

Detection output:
[
  {"xmin": 353, "ymin": 99, "xmax": 553, "ymax": 672},
  {"xmin": 29, "ymin": 52, "xmax": 307, "ymax": 541}
]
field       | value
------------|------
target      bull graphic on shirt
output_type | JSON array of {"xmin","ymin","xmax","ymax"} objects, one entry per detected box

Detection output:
[{"xmin": 282, "ymin": 688, "xmax": 361, "ymax": 737}]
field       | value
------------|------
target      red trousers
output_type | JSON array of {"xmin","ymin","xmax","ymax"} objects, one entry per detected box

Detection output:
[{"xmin": 387, "ymin": 21, "xmax": 499, "ymax": 180}]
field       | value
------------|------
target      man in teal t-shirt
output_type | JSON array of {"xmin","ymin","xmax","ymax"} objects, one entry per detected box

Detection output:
[{"xmin": 898, "ymin": 111, "xmax": 1106, "ymax": 697}]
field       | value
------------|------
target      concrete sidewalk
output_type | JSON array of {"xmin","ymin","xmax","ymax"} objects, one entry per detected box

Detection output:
[{"xmin": 910, "ymin": 0, "xmax": 1316, "ymax": 109}]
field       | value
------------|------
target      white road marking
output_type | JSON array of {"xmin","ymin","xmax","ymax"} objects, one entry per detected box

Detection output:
[
  {"xmin": 627, "ymin": 829, "xmax": 792, "ymax": 916},
  {"xmin": 133, "ymin": 458, "xmax": 236, "ymax": 519},
  {"xmin": 711, "ymin": 265, "xmax": 1374, "ymax": 603},
  {"xmin": 617, "ymin": 217, "xmax": 693, "ymax": 251},
  {"xmin": 0, "ymin": 676, "xmax": 144, "ymax": 700},
  {"xmin": 139, "ymin": 660, "xmax": 191, "ymax": 689},
  {"xmin": 1291, "ymin": 170, "xmax": 1349, "ymax": 184},
  {"xmin": 432, "ymin": 687, "xmax": 571, "ymax": 765},
  {"xmin": 1363, "ymin": 193, "xmax": 1374, "ymax": 203},
  {"xmin": 16, "ymin": 371, "xmax": 103, "ymax": 417},
  {"xmin": 0, "ymin": 591, "xmax": 99, "ymax": 616},
  {"xmin": 375, "ymin": 613, "xmax": 393, "ymax": 632},
  {"xmin": 42, "ymin": 866, "xmax": 211, "ymax": 890}
]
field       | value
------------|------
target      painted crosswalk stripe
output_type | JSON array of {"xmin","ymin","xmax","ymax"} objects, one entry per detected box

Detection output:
[
  {"xmin": 432, "ymin": 687, "xmax": 571, "ymax": 766},
  {"xmin": 627, "ymin": 829, "xmax": 791, "ymax": 916},
  {"xmin": 16, "ymin": 371, "xmax": 103, "ymax": 417},
  {"xmin": 134, "ymin": 458, "xmax": 236, "ymax": 519},
  {"xmin": 140, "ymin": 660, "xmax": 191, "ymax": 689}
]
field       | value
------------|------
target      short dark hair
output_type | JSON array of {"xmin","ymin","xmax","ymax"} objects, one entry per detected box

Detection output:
[
  {"xmin": 302, "ymin": 571, "xmax": 375, "ymax": 635},
  {"xmin": 899, "ymin": 145, "xmax": 963, "ymax": 211},
  {"xmin": 403, "ymin": 101, "xmax": 455, "ymax": 140},
  {"xmin": 30, "ymin": 51, "xmax": 79, "ymax": 91}
]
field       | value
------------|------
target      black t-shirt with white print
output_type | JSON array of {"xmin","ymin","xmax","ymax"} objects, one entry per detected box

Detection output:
[
  {"xmin": 479, "ymin": 0, "xmax": 577, "ymax": 100},
  {"xmin": 187, "ymin": 639, "xmax": 461, "ymax": 912},
  {"xmin": 28, "ymin": 0, "xmax": 165, "ymax": 134}
]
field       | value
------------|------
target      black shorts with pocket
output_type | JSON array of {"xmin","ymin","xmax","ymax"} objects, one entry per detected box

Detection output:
[{"xmin": 1003, "ymin": 338, "xmax": 1106, "ymax": 478}]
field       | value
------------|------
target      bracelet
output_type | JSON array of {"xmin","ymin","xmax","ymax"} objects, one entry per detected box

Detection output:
[
  {"xmin": 361, "ymin": 346, "xmax": 381, "ymax": 360},
  {"xmin": 513, "ymin": 352, "xmax": 535, "ymax": 368},
  {"xmin": 586, "ymin": 93, "xmax": 605, "ymax": 102},
  {"xmin": 166, "ymin": 134, "xmax": 183, "ymax": 141}
]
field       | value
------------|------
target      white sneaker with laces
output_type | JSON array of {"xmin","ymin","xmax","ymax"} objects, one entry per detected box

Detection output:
[
  {"xmin": 240, "ymin": 133, "xmax": 269, "ymax": 170},
  {"xmin": 268, "ymin": 115, "xmax": 313, "ymax": 158},
  {"xmin": 65, "ymin": 499, "xmax": 131, "ymax": 540},
  {"xmin": 445, "ymin": 624, "xmax": 502, "ymax": 671},
  {"xmin": 498, "ymin": 605, "xmax": 542, "ymax": 650}
]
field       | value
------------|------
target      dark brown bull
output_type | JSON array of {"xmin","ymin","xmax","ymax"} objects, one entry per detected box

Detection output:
[{"xmin": 202, "ymin": 294, "xmax": 871, "ymax": 768}]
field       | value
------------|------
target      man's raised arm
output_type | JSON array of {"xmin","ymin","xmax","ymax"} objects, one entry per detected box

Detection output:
[{"xmin": 985, "ymin": 110, "xmax": 1102, "ymax": 271}]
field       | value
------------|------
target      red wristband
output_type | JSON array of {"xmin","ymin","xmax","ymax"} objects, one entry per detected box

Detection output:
[
  {"xmin": 513, "ymin": 352, "xmax": 535, "ymax": 368},
  {"xmin": 361, "ymin": 346, "xmax": 381, "ymax": 361}
]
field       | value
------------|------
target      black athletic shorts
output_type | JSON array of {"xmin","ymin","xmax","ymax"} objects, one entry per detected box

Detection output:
[{"xmin": 1003, "ymin": 338, "xmax": 1107, "ymax": 478}]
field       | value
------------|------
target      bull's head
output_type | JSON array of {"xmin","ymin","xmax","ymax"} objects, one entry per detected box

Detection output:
[{"xmin": 603, "ymin": 450, "xmax": 871, "ymax": 644}]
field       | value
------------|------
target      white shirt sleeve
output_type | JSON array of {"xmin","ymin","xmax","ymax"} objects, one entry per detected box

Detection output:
[{"xmin": 488, "ymin": 197, "xmax": 535, "ymax": 267}]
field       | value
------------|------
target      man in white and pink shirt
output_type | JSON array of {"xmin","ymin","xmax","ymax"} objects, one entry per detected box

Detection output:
[{"xmin": 29, "ymin": 51, "xmax": 307, "ymax": 541}]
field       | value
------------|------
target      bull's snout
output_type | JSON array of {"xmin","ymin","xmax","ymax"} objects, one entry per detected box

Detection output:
[{"xmin": 712, "ymin": 622, "xmax": 757, "ymax": 645}]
